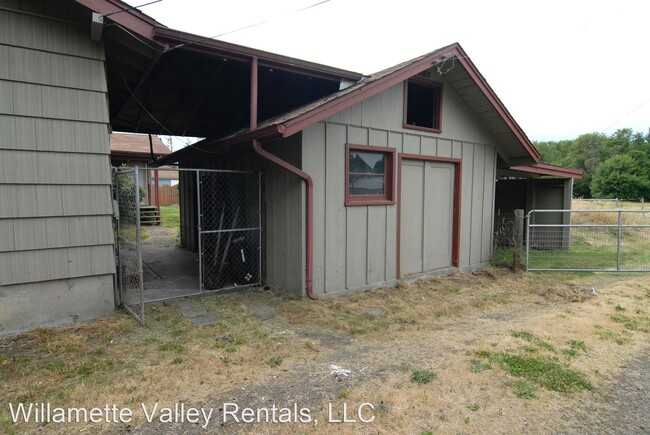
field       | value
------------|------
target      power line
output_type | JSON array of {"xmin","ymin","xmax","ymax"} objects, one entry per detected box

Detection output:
[
  {"xmin": 103, "ymin": 0, "xmax": 163, "ymax": 17},
  {"xmin": 166, "ymin": 0, "xmax": 332, "ymax": 52},
  {"xmin": 599, "ymin": 96, "xmax": 650, "ymax": 133}
]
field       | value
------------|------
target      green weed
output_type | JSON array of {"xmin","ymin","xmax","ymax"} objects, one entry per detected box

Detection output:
[
  {"xmin": 512, "ymin": 380, "xmax": 538, "ymax": 399},
  {"xmin": 477, "ymin": 351, "xmax": 592, "ymax": 392},
  {"xmin": 469, "ymin": 358, "xmax": 492, "ymax": 373},
  {"xmin": 411, "ymin": 369, "xmax": 437, "ymax": 384},
  {"xmin": 511, "ymin": 330, "xmax": 555, "ymax": 352}
]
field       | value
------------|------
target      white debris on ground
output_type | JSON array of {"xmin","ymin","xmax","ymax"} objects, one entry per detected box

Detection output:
[{"xmin": 330, "ymin": 365, "xmax": 352, "ymax": 378}]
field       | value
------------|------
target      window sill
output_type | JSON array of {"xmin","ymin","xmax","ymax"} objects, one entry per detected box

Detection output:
[
  {"xmin": 345, "ymin": 198, "xmax": 396, "ymax": 207},
  {"xmin": 403, "ymin": 123, "xmax": 442, "ymax": 134}
]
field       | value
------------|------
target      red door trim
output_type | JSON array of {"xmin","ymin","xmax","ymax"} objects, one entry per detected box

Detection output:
[{"xmin": 397, "ymin": 153, "xmax": 462, "ymax": 278}]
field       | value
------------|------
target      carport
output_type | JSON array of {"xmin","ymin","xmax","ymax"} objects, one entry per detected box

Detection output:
[{"xmin": 94, "ymin": 3, "xmax": 362, "ymax": 322}]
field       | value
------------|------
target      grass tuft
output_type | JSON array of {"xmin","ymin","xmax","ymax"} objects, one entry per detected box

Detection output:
[
  {"xmin": 476, "ymin": 351, "xmax": 593, "ymax": 392},
  {"xmin": 512, "ymin": 380, "xmax": 538, "ymax": 399},
  {"xmin": 469, "ymin": 358, "xmax": 492, "ymax": 373},
  {"xmin": 511, "ymin": 330, "xmax": 555, "ymax": 352},
  {"xmin": 411, "ymin": 369, "xmax": 437, "ymax": 384}
]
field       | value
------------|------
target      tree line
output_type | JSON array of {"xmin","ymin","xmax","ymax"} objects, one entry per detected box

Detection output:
[{"xmin": 534, "ymin": 128, "xmax": 650, "ymax": 200}]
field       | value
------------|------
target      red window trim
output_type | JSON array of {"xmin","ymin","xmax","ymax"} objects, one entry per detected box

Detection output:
[
  {"xmin": 345, "ymin": 143, "xmax": 396, "ymax": 206},
  {"xmin": 403, "ymin": 77, "xmax": 443, "ymax": 134},
  {"xmin": 396, "ymin": 153, "xmax": 462, "ymax": 276}
]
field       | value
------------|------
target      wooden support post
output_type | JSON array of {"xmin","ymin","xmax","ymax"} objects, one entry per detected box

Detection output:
[{"xmin": 513, "ymin": 209, "xmax": 524, "ymax": 271}]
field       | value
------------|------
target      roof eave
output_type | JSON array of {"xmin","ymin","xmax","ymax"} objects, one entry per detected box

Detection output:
[
  {"xmin": 509, "ymin": 163, "xmax": 584, "ymax": 179},
  {"xmin": 152, "ymin": 124, "xmax": 285, "ymax": 166},
  {"xmin": 153, "ymin": 27, "xmax": 363, "ymax": 81}
]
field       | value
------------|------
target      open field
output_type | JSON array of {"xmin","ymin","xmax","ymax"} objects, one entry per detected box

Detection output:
[{"xmin": 1, "ymin": 269, "xmax": 649, "ymax": 433}]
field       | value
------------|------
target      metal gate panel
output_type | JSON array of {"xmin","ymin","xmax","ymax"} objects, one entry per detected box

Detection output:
[
  {"xmin": 198, "ymin": 170, "xmax": 262, "ymax": 291},
  {"xmin": 526, "ymin": 209, "xmax": 650, "ymax": 272},
  {"xmin": 113, "ymin": 167, "xmax": 145, "ymax": 323}
]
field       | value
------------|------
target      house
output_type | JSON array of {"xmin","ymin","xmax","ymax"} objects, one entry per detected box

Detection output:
[
  {"xmin": 109, "ymin": 132, "xmax": 178, "ymax": 206},
  {"xmin": 109, "ymin": 132, "xmax": 170, "ymax": 167},
  {"xmin": 0, "ymin": 0, "xmax": 580, "ymax": 334}
]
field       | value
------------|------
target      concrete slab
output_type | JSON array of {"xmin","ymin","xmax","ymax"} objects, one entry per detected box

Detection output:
[
  {"xmin": 173, "ymin": 299, "xmax": 218, "ymax": 326},
  {"xmin": 189, "ymin": 315, "xmax": 219, "ymax": 327},
  {"xmin": 175, "ymin": 299, "xmax": 209, "ymax": 318},
  {"xmin": 141, "ymin": 244, "xmax": 200, "ymax": 302}
]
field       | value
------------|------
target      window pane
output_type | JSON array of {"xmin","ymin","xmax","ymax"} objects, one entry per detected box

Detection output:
[
  {"xmin": 349, "ymin": 174, "xmax": 385, "ymax": 195},
  {"xmin": 406, "ymin": 81, "xmax": 436, "ymax": 129},
  {"xmin": 349, "ymin": 151, "xmax": 385, "ymax": 174}
]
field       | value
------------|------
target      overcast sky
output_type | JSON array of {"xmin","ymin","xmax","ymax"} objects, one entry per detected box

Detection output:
[{"xmin": 123, "ymin": 0, "xmax": 650, "ymax": 142}]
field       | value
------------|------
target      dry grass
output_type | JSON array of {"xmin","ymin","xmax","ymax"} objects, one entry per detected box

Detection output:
[
  {"xmin": 572, "ymin": 199, "xmax": 650, "ymax": 226},
  {"xmin": 1, "ymin": 269, "xmax": 649, "ymax": 434}
]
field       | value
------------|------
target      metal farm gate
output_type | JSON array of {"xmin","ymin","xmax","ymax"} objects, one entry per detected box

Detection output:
[
  {"xmin": 112, "ymin": 167, "xmax": 261, "ymax": 324},
  {"xmin": 526, "ymin": 209, "xmax": 650, "ymax": 272}
]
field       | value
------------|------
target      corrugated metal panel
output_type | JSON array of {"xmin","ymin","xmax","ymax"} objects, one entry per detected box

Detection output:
[{"xmin": 0, "ymin": 10, "xmax": 103, "ymax": 59}]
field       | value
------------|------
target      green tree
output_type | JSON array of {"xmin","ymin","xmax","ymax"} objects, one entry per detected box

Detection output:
[{"xmin": 590, "ymin": 151, "xmax": 650, "ymax": 200}]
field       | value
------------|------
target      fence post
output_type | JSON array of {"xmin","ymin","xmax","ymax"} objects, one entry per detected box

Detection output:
[
  {"xmin": 513, "ymin": 209, "xmax": 524, "ymax": 271},
  {"xmin": 616, "ymin": 210, "xmax": 622, "ymax": 272}
]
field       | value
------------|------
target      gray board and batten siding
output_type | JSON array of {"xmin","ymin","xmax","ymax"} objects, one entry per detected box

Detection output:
[
  {"xmin": 0, "ymin": 2, "xmax": 115, "ymax": 334},
  {"xmin": 301, "ymin": 72, "xmax": 498, "ymax": 297}
]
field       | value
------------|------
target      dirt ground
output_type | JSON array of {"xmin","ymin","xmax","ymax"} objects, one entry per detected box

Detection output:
[{"xmin": 1, "ymin": 270, "xmax": 649, "ymax": 434}]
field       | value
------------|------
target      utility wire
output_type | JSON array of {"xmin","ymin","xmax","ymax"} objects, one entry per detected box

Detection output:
[
  {"xmin": 599, "ymin": 96, "xmax": 650, "ymax": 133},
  {"xmin": 103, "ymin": 0, "xmax": 163, "ymax": 17},
  {"xmin": 166, "ymin": 0, "xmax": 332, "ymax": 52}
]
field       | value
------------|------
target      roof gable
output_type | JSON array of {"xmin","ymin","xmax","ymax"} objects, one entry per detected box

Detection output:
[{"xmin": 163, "ymin": 43, "xmax": 540, "ymax": 165}]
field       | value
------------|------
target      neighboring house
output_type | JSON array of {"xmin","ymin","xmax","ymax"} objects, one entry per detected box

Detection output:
[
  {"xmin": 0, "ymin": 0, "xmax": 580, "ymax": 334},
  {"xmin": 109, "ymin": 132, "xmax": 176, "ymax": 205},
  {"xmin": 109, "ymin": 132, "xmax": 170, "ymax": 167}
]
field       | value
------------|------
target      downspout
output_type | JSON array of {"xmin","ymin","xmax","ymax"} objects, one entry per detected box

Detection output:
[
  {"xmin": 248, "ymin": 56, "xmax": 316, "ymax": 299},
  {"xmin": 252, "ymin": 139, "xmax": 316, "ymax": 300}
]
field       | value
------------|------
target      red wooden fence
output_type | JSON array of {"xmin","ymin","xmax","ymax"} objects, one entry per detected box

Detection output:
[{"xmin": 158, "ymin": 185, "xmax": 179, "ymax": 206}]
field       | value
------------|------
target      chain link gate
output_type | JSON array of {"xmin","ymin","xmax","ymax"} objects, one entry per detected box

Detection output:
[
  {"xmin": 198, "ymin": 170, "xmax": 262, "ymax": 291},
  {"xmin": 112, "ymin": 167, "xmax": 145, "ymax": 324}
]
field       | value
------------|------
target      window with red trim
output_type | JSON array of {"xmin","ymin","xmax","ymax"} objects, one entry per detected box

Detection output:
[
  {"xmin": 404, "ymin": 78, "xmax": 442, "ymax": 133},
  {"xmin": 345, "ymin": 144, "xmax": 395, "ymax": 206}
]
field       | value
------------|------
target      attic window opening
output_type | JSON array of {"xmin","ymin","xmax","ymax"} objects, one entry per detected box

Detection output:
[
  {"xmin": 404, "ymin": 78, "xmax": 442, "ymax": 133},
  {"xmin": 345, "ymin": 144, "xmax": 396, "ymax": 206}
]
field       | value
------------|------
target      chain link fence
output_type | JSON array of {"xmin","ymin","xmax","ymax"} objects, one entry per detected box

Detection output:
[
  {"xmin": 198, "ymin": 171, "xmax": 262, "ymax": 291},
  {"xmin": 526, "ymin": 209, "xmax": 650, "ymax": 272},
  {"xmin": 112, "ymin": 167, "xmax": 144, "ymax": 323},
  {"xmin": 492, "ymin": 211, "xmax": 517, "ymax": 267}
]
